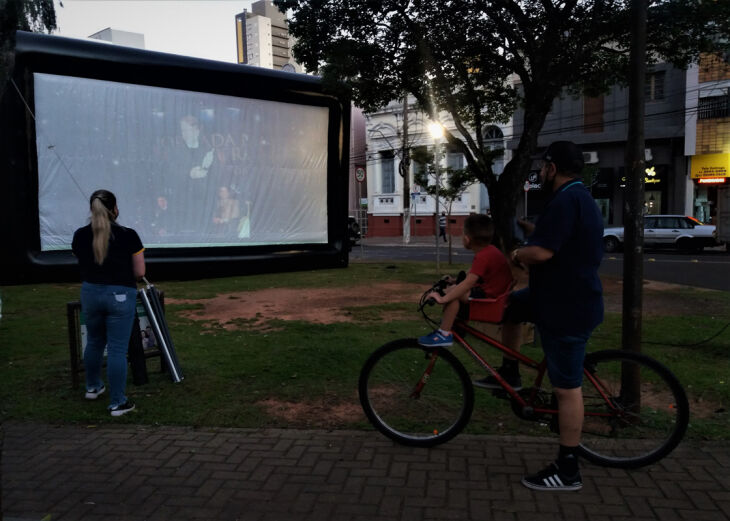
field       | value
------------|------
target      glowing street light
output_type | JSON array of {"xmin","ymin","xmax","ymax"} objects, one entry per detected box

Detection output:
[{"xmin": 428, "ymin": 121, "xmax": 444, "ymax": 139}]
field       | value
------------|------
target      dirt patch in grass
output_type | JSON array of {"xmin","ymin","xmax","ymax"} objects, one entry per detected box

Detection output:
[
  {"xmin": 256, "ymin": 396, "xmax": 364, "ymax": 428},
  {"xmin": 168, "ymin": 274, "xmax": 717, "ymax": 330},
  {"xmin": 168, "ymin": 281, "xmax": 425, "ymax": 330}
]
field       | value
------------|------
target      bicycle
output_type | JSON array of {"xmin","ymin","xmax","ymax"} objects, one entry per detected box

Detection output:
[{"xmin": 358, "ymin": 277, "xmax": 690, "ymax": 469}]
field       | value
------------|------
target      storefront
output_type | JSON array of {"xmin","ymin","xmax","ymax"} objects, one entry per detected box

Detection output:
[
  {"xmin": 690, "ymin": 153, "xmax": 730, "ymax": 224},
  {"xmin": 618, "ymin": 164, "xmax": 669, "ymax": 216}
]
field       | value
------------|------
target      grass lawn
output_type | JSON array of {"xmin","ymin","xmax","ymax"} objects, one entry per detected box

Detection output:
[{"xmin": 0, "ymin": 260, "xmax": 728, "ymax": 441}]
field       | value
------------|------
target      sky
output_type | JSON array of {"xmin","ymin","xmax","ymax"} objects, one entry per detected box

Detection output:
[{"xmin": 53, "ymin": 0, "xmax": 256, "ymax": 63}]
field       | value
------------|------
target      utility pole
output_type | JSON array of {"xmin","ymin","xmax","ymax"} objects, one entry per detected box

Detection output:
[
  {"xmin": 434, "ymin": 140, "xmax": 441, "ymax": 274},
  {"xmin": 400, "ymin": 96, "xmax": 411, "ymax": 244},
  {"xmin": 428, "ymin": 121, "xmax": 444, "ymax": 274},
  {"xmin": 622, "ymin": 0, "xmax": 647, "ymax": 402}
]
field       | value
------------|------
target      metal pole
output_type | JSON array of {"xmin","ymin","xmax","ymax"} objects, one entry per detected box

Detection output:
[
  {"xmin": 402, "ymin": 97, "xmax": 411, "ymax": 244},
  {"xmin": 358, "ymin": 180, "xmax": 364, "ymax": 257},
  {"xmin": 434, "ymin": 138, "xmax": 441, "ymax": 274},
  {"xmin": 524, "ymin": 188, "xmax": 528, "ymax": 217}
]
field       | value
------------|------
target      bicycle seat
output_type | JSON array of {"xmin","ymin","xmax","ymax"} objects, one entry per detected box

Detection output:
[{"xmin": 467, "ymin": 291, "xmax": 510, "ymax": 323}]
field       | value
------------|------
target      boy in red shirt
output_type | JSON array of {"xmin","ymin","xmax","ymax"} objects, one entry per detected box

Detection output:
[{"xmin": 419, "ymin": 213, "xmax": 513, "ymax": 348}]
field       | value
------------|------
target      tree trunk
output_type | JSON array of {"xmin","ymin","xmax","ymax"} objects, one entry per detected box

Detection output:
[
  {"xmin": 487, "ymin": 101, "xmax": 550, "ymax": 252},
  {"xmin": 622, "ymin": 0, "xmax": 648, "ymax": 403}
]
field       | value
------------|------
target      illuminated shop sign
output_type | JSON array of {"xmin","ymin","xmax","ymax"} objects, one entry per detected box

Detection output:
[
  {"xmin": 691, "ymin": 153, "xmax": 730, "ymax": 179},
  {"xmin": 619, "ymin": 165, "xmax": 666, "ymax": 189}
]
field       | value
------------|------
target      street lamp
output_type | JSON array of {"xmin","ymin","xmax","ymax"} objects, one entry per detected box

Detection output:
[
  {"xmin": 428, "ymin": 121, "xmax": 444, "ymax": 140},
  {"xmin": 428, "ymin": 121, "xmax": 444, "ymax": 272}
]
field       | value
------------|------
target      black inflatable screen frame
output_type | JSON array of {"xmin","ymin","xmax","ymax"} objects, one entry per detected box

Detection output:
[{"xmin": 0, "ymin": 31, "xmax": 351, "ymax": 284}]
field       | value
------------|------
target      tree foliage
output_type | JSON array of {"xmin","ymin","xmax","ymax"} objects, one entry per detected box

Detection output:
[
  {"xmin": 275, "ymin": 0, "xmax": 728, "ymax": 249},
  {"xmin": 0, "ymin": 0, "xmax": 57, "ymax": 98}
]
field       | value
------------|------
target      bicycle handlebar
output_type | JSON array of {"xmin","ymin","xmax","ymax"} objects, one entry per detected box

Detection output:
[{"xmin": 418, "ymin": 272, "xmax": 466, "ymax": 328}]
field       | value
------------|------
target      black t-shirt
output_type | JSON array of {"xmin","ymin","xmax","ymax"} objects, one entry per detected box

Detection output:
[
  {"xmin": 72, "ymin": 223, "xmax": 144, "ymax": 288},
  {"xmin": 527, "ymin": 180, "xmax": 604, "ymax": 336}
]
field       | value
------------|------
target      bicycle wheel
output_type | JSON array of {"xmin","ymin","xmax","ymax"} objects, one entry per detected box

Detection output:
[
  {"xmin": 579, "ymin": 349, "xmax": 689, "ymax": 469},
  {"xmin": 358, "ymin": 338, "xmax": 474, "ymax": 447}
]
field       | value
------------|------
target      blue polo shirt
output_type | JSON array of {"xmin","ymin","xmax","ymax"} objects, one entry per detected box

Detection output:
[{"xmin": 527, "ymin": 180, "xmax": 604, "ymax": 336}]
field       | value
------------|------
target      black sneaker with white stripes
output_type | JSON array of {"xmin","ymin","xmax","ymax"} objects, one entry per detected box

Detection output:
[
  {"xmin": 521, "ymin": 462, "xmax": 582, "ymax": 491},
  {"xmin": 109, "ymin": 401, "xmax": 135, "ymax": 417},
  {"xmin": 85, "ymin": 385, "xmax": 106, "ymax": 400}
]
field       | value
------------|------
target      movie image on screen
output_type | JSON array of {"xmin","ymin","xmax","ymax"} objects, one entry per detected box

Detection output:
[{"xmin": 34, "ymin": 73, "xmax": 330, "ymax": 251}]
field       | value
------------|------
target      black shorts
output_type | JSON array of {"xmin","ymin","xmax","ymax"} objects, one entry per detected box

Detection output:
[{"xmin": 501, "ymin": 287, "xmax": 534, "ymax": 324}]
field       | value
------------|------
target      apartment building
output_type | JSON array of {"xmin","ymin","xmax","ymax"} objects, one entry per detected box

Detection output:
[
  {"xmin": 509, "ymin": 62, "xmax": 689, "ymax": 226},
  {"xmin": 685, "ymin": 53, "xmax": 730, "ymax": 224},
  {"xmin": 235, "ymin": 0, "xmax": 302, "ymax": 72}
]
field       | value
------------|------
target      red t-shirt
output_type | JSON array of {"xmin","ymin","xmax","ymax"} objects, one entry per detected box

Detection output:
[{"xmin": 469, "ymin": 245, "xmax": 513, "ymax": 298}]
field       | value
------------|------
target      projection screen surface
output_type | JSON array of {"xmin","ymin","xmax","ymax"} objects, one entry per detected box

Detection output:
[{"xmin": 34, "ymin": 73, "xmax": 330, "ymax": 250}]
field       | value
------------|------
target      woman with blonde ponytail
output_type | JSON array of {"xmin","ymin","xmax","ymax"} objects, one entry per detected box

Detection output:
[{"xmin": 72, "ymin": 190, "xmax": 145, "ymax": 417}]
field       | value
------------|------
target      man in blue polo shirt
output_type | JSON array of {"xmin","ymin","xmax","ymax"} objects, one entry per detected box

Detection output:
[{"xmin": 478, "ymin": 141, "xmax": 604, "ymax": 491}]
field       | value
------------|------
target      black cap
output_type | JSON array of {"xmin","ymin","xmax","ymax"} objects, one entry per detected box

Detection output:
[{"xmin": 541, "ymin": 141, "xmax": 584, "ymax": 174}]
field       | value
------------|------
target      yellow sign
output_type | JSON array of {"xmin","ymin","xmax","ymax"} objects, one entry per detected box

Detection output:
[{"xmin": 691, "ymin": 153, "xmax": 730, "ymax": 179}]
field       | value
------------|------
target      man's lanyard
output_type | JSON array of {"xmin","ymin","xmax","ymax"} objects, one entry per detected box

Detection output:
[{"xmin": 559, "ymin": 179, "xmax": 583, "ymax": 193}]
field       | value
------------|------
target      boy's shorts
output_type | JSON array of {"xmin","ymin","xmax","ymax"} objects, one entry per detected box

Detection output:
[
  {"xmin": 502, "ymin": 287, "xmax": 590, "ymax": 389},
  {"xmin": 469, "ymin": 286, "xmax": 487, "ymax": 299},
  {"xmin": 501, "ymin": 287, "xmax": 534, "ymax": 324}
]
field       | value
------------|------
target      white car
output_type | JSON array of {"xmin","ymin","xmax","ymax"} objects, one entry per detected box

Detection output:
[{"xmin": 603, "ymin": 215, "xmax": 719, "ymax": 253}]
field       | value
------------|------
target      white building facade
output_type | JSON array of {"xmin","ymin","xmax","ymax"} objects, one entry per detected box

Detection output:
[{"xmin": 364, "ymin": 98, "xmax": 510, "ymax": 238}]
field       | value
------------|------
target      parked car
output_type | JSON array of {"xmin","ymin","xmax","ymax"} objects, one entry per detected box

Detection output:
[
  {"xmin": 603, "ymin": 215, "xmax": 719, "ymax": 253},
  {"xmin": 348, "ymin": 216, "xmax": 361, "ymax": 245}
]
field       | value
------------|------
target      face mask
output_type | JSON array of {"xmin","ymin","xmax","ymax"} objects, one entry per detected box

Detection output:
[{"xmin": 541, "ymin": 164, "xmax": 555, "ymax": 193}]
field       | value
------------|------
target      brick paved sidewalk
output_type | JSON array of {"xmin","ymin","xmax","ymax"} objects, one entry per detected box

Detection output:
[{"xmin": 2, "ymin": 422, "xmax": 729, "ymax": 521}]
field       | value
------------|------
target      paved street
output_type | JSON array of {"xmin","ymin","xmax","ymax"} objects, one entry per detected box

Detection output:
[
  {"xmin": 351, "ymin": 237, "xmax": 730, "ymax": 291},
  {"xmin": 3, "ymin": 422, "xmax": 729, "ymax": 521}
]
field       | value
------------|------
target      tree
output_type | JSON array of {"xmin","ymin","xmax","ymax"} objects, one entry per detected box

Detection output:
[
  {"xmin": 274, "ymin": 0, "xmax": 729, "ymax": 249},
  {"xmin": 0, "ymin": 0, "xmax": 57, "ymax": 99}
]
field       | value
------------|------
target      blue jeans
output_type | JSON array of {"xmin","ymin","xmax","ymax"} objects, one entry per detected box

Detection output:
[{"xmin": 81, "ymin": 282, "xmax": 137, "ymax": 408}]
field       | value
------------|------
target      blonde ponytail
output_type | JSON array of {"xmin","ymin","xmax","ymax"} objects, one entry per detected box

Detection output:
[
  {"xmin": 88, "ymin": 189, "xmax": 117, "ymax": 265},
  {"xmin": 91, "ymin": 198, "xmax": 113, "ymax": 264}
]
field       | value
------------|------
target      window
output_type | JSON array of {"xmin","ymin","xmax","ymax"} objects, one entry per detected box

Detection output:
[
  {"xmin": 583, "ymin": 96, "xmax": 604, "ymax": 133},
  {"xmin": 381, "ymin": 152, "xmax": 395, "ymax": 193},
  {"xmin": 698, "ymin": 93, "xmax": 729, "ymax": 119},
  {"xmin": 656, "ymin": 217, "xmax": 680, "ymax": 229},
  {"xmin": 483, "ymin": 125, "xmax": 503, "ymax": 141},
  {"xmin": 483, "ymin": 125, "xmax": 505, "ymax": 175},
  {"xmin": 446, "ymin": 153, "xmax": 464, "ymax": 170},
  {"xmin": 645, "ymin": 71, "xmax": 665, "ymax": 101}
]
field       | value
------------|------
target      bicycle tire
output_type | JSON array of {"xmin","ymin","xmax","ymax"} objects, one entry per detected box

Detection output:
[
  {"xmin": 579, "ymin": 349, "xmax": 689, "ymax": 469},
  {"xmin": 358, "ymin": 338, "xmax": 474, "ymax": 447}
]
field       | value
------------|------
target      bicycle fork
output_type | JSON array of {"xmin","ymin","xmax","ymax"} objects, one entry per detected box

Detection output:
[{"xmin": 409, "ymin": 350, "xmax": 441, "ymax": 399}]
